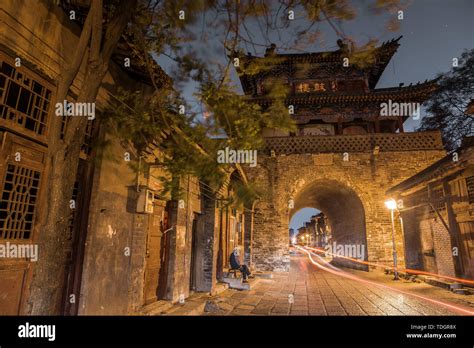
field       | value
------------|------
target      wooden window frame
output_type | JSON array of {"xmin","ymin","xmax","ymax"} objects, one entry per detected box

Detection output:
[
  {"xmin": 0, "ymin": 52, "xmax": 54, "ymax": 144},
  {"xmin": 0, "ymin": 163, "xmax": 41, "ymax": 240}
]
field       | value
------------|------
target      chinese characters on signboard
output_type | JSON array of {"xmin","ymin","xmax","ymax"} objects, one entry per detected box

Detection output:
[{"xmin": 295, "ymin": 80, "xmax": 365, "ymax": 93}]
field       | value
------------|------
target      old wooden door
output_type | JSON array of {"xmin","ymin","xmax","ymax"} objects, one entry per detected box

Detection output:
[
  {"xmin": 229, "ymin": 216, "xmax": 236, "ymax": 253},
  {"xmin": 143, "ymin": 201, "xmax": 165, "ymax": 305},
  {"xmin": 0, "ymin": 132, "xmax": 47, "ymax": 314},
  {"xmin": 0, "ymin": 53, "xmax": 51, "ymax": 314},
  {"xmin": 189, "ymin": 217, "xmax": 198, "ymax": 291},
  {"xmin": 458, "ymin": 221, "xmax": 474, "ymax": 279}
]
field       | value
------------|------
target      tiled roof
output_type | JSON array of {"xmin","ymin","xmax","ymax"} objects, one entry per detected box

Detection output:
[{"xmin": 235, "ymin": 36, "xmax": 403, "ymax": 94}]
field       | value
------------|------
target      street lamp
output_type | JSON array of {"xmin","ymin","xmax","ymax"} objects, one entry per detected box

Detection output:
[{"xmin": 384, "ymin": 199, "xmax": 400, "ymax": 280}]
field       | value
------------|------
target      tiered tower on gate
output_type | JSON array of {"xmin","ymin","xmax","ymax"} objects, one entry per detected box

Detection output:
[{"xmin": 235, "ymin": 37, "xmax": 437, "ymax": 138}]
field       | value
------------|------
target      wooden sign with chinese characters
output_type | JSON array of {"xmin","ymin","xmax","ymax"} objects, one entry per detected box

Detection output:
[{"xmin": 296, "ymin": 80, "xmax": 338, "ymax": 93}]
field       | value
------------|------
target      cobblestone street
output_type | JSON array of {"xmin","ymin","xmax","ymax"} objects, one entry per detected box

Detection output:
[{"xmin": 160, "ymin": 249, "xmax": 474, "ymax": 316}]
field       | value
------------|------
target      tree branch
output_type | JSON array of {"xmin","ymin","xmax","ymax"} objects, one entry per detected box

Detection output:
[
  {"xmin": 101, "ymin": 0, "xmax": 138, "ymax": 63},
  {"xmin": 89, "ymin": 0, "xmax": 103, "ymax": 64}
]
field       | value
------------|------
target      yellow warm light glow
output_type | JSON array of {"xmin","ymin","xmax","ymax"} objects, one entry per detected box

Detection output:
[{"xmin": 384, "ymin": 199, "xmax": 397, "ymax": 210}]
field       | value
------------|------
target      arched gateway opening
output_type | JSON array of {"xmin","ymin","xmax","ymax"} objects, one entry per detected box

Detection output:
[{"xmin": 290, "ymin": 180, "xmax": 368, "ymax": 270}]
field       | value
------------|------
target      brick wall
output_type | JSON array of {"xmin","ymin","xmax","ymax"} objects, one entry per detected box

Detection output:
[
  {"xmin": 431, "ymin": 217, "xmax": 456, "ymax": 276},
  {"xmin": 401, "ymin": 203, "xmax": 456, "ymax": 276},
  {"xmin": 419, "ymin": 219, "xmax": 439, "ymax": 273}
]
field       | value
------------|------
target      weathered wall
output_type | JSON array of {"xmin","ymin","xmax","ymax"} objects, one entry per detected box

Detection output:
[
  {"xmin": 245, "ymin": 147, "xmax": 446, "ymax": 272},
  {"xmin": 163, "ymin": 176, "xmax": 202, "ymax": 302},
  {"xmin": 79, "ymin": 132, "xmax": 146, "ymax": 314},
  {"xmin": 390, "ymin": 147, "xmax": 474, "ymax": 279},
  {"xmin": 196, "ymin": 193, "xmax": 220, "ymax": 292},
  {"xmin": 402, "ymin": 206, "xmax": 454, "ymax": 276},
  {"xmin": 397, "ymin": 197, "xmax": 463, "ymax": 279},
  {"xmin": 0, "ymin": 0, "xmax": 129, "ymax": 109},
  {"xmin": 400, "ymin": 209, "xmax": 424, "ymax": 270},
  {"xmin": 243, "ymin": 208, "xmax": 254, "ymax": 267},
  {"xmin": 425, "ymin": 218, "xmax": 456, "ymax": 276},
  {"xmin": 0, "ymin": 0, "xmax": 151, "ymax": 314},
  {"xmin": 80, "ymin": 147, "xmax": 209, "ymax": 312}
]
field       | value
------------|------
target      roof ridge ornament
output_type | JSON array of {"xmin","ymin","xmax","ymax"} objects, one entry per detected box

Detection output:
[
  {"xmin": 264, "ymin": 43, "xmax": 277, "ymax": 57},
  {"xmin": 337, "ymin": 39, "xmax": 349, "ymax": 51}
]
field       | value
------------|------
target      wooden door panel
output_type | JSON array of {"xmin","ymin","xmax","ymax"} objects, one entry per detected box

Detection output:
[
  {"xmin": 0, "ymin": 131, "xmax": 47, "ymax": 314},
  {"xmin": 458, "ymin": 222, "xmax": 474, "ymax": 279},
  {"xmin": 143, "ymin": 204, "xmax": 164, "ymax": 305},
  {"xmin": 0, "ymin": 268, "xmax": 26, "ymax": 315}
]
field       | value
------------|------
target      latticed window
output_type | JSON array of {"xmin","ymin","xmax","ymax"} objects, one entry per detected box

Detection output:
[
  {"xmin": 430, "ymin": 186, "xmax": 446, "ymax": 212},
  {"xmin": 0, "ymin": 164, "xmax": 41, "ymax": 239},
  {"xmin": 466, "ymin": 176, "xmax": 474, "ymax": 204},
  {"xmin": 0, "ymin": 59, "xmax": 51, "ymax": 135}
]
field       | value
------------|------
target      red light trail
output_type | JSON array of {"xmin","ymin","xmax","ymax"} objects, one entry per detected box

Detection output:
[
  {"xmin": 305, "ymin": 246, "xmax": 474, "ymax": 286},
  {"xmin": 295, "ymin": 245, "xmax": 474, "ymax": 316}
]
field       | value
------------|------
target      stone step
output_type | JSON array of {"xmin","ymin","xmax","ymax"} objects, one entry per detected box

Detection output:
[
  {"xmin": 222, "ymin": 276, "xmax": 250, "ymax": 290},
  {"xmin": 424, "ymin": 277, "xmax": 463, "ymax": 291},
  {"xmin": 165, "ymin": 299, "xmax": 206, "ymax": 316},
  {"xmin": 140, "ymin": 300, "xmax": 174, "ymax": 315},
  {"xmin": 452, "ymin": 288, "xmax": 472, "ymax": 295}
]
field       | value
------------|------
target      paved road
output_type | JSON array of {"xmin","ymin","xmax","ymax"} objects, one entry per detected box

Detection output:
[{"xmin": 201, "ymin": 249, "xmax": 473, "ymax": 316}]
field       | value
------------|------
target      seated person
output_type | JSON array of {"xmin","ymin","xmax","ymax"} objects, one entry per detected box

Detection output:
[{"xmin": 229, "ymin": 247, "xmax": 253, "ymax": 283}]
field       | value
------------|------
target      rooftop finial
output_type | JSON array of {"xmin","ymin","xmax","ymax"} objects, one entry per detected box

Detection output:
[
  {"xmin": 336, "ymin": 39, "xmax": 349, "ymax": 52},
  {"xmin": 265, "ymin": 43, "xmax": 277, "ymax": 56}
]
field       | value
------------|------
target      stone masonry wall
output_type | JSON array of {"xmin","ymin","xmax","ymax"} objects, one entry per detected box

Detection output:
[{"xmin": 244, "ymin": 148, "xmax": 446, "ymax": 272}]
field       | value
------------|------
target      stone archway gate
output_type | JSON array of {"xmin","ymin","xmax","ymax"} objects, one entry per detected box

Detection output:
[{"xmin": 243, "ymin": 131, "xmax": 446, "ymax": 272}]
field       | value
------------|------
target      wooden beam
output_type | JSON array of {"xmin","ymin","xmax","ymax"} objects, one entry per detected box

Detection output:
[{"xmin": 398, "ymin": 116, "xmax": 404, "ymax": 133}]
